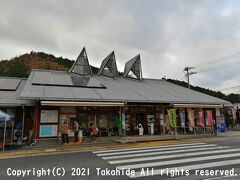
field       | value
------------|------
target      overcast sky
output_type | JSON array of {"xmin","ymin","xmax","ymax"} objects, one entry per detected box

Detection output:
[{"xmin": 0, "ymin": 0, "xmax": 240, "ymax": 93}]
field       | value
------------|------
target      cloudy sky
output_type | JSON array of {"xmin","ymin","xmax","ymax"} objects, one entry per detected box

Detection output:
[{"xmin": 0, "ymin": 0, "xmax": 240, "ymax": 93}]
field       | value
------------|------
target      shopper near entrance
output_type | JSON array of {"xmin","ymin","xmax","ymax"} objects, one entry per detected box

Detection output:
[
  {"xmin": 90, "ymin": 122, "xmax": 98, "ymax": 141},
  {"xmin": 61, "ymin": 121, "xmax": 69, "ymax": 144},
  {"xmin": 137, "ymin": 123, "xmax": 144, "ymax": 135},
  {"xmin": 74, "ymin": 120, "xmax": 79, "ymax": 142}
]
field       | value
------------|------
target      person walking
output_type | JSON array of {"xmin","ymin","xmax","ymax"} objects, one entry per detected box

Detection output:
[
  {"xmin": 90, "ymin": 122, "xmax": 98, "ymax": 142},
  {"xmin": 74, "ymin": 121, "xmax": 79, "ymax": 142},
  {"xmin": 61, "ymin": 121, "xmax": 69, "ymax": 144}
]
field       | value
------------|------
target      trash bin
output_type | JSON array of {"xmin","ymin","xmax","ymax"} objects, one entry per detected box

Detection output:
[
  {"xmin": 139, "ymin": 128, "xmax": 144, "ymax": 135},
  {"xmin": 78, "ymin": 130, "xmax": 83, "ymax": 143}
]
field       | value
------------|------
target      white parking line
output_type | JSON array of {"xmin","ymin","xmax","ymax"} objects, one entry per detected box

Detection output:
[
  {"xmin": 103, "ymin": 146, "xmax": 230, "ymax": 160},
  {"xmin": 97, "ymin": 144, "xmax": 216, "ymax": 156},
  {"xmin": 93, "ymin": 142, "xmax": 206, "ymax": 154},
  {"xmin": 117, "ymin": 152, "xmax": 240, "ymax": 169},
  {"xmin": 109, "ymin": 146, "xmax": 232, "ymax": 164}
]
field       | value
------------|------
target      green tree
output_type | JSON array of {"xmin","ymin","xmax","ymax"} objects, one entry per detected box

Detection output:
[{"xmin": 8, "ymin": 62, "xmax": 28, "ymax": 77}]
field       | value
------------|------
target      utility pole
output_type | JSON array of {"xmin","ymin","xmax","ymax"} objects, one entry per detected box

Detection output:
[{"xmin": 184, "ymin": 67, "xmax": 197, "ymax": 89}]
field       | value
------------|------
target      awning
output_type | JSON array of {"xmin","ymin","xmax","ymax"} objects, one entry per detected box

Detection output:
[
  {"xmin": 173, "ymin": 103, "xmax": 223, "ymax": 108},
  {"xmin": 41, "ymin": 101, "xmax": 125, "ymax": 107},
  {"xmin": 0, "ymin": 110, "xmax": 13, "ymax": 151},
  {"xmin": 0, "ymin": 110, "xmax": 12, "ymax": 122}
]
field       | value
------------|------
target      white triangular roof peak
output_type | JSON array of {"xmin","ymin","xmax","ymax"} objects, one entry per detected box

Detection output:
[
  {"xmin": 124, "ymin": 54, "xmax": 142, "ymax": 80},
  {"xmin": 98, "ymin": 51, "xmax": 118, "ymax": 78},
  {"xmin": 69, "ymin": 47, "xmax": 92, "ymax": 76}
]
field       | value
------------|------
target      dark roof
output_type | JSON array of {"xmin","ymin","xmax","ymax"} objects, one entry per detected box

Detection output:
[
  {"xmin": 0, "ymin": 77, "xmax": 34, "ymax": 106},
  {"xmin": 20, "ymin": 69, "xmax": 230, "ymax": 105}
]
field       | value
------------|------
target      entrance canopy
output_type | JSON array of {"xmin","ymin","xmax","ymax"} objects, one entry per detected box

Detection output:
[
  {"xmin": 0, "ymin": 110, "xmax": 13, "ymax": 151},
  {"xmin": 41, "ymin": 101, "xmax": 125, "ymax": 107},
  {"xmin": 0, "ymin": 110, "xmax": 12, "ymax": 122}
]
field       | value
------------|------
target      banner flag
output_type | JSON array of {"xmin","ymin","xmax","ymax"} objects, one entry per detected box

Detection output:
[
  {"xmin": 232, "ymin": 108, "xmax": 237, "ymax": 122},
  {"xmin": 197, "ymin": 111, "xmax": 205, "ymax": 128},
  {"xmin": 187, "ymin": 109, "xmax": 195, "ymax": 128},
  {"xmin": 206, "ymin": 110, "xmax": 213, "ymax": 127},
  {"xmin": 120, "ymin": 113, "xmax": 125, "ymax": 129},
  {"xmin": 167, "ymin": 109, "xmax": 177, "ymax": 128},
  {"xmin": 179, "ymin": 111, "xmax": 185, "ymax": 128},
  {"xmin": 216, "ymin": 116, "xmax": 226, "ymax": 132}
]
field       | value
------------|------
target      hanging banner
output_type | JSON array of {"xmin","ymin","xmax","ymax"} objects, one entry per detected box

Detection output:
[
  {"xmin": 121, "ymin": 113, "xmax": 125, "ymax": 130},
  {"xmin": 179, "ymin": 111, "xmax": 185, "ymax": 128},
  {"xmin": 197, "ymin": 111, "xmax": 205, "ymax": 128},
  {"xmin": 187, "ymin": 109, "xmax": 195, "ymax": 128},
  {"xmin": 216, "ymin": 116, "xmax": 226, "ymax": 132},
  {"xmin": 232, "ymin": 108, "xmax": 237, "ymax": 122},
  {"xmin": 167, "ymin": 109, "xmax": 177, "ymax": 128},
  {"xmin": 206, "ymin": 110, "xmax": 213, "ymax": 127}
]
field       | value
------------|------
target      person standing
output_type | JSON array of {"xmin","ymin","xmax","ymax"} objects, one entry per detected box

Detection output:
[
  {"xmin": 74, "ymin": 121, "xmax": 79, "ymax": 142},
  {"xmin": 61, "ymin": 121, "xmax": 69, "ymax": 144},
  {"xmin": 90, "ymin": 122, "xmax": 98, "ymax": 142}
]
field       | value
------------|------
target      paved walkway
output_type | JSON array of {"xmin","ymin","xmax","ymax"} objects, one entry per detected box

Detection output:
[
  {"xmin": 0, "ymin": 132, "xmax": 239, "ymax": 159},
  {"xmin": 217, "ymin": 130, "xmax": 240, "ymax": 137}
]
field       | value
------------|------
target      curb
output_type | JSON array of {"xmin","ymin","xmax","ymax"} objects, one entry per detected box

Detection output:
[{"xmin": 0, "ymin": 136, "xmax": 234, "ymax": 159}]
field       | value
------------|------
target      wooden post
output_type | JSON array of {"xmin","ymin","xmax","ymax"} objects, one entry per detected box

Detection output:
[
  {"xmin": 21, "ymin": 106, "xmax": 25, "ymax": 140},
  {"xmin": 33, "ymin": 99, "xmax": 41, "ymax": 140},
  {"xmin": 3, "ymin": 120, "xmax": 6, "ymax": 151},
  {"xmin": 11, "ymin": 121, "xmax": 14, "ymax": 146},
  {"xmin": 162, "ymin": 108, "xmax": 165, "ymax": 135}
]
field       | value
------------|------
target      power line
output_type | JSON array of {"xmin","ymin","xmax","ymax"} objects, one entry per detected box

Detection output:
[
  {"xmin": 197, "ymin": 61, "xmax": 240, "ymax": 73},
  {"xmin": 194, "ymin": 52, "xmax": 240, "ymax": 73},
  {"xmin": 195, "ymin": 52, "xmax": 240, "ymax": 68}
]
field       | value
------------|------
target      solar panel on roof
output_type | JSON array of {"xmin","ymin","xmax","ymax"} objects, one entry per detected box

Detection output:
[
  {"xmin": 51, "ymin": 73, "xmax": 73, "ymax": 85},
  {"xmin": 32, "ymin": 71, "xmax": 73, "ymax": 86},
  {"xmin": 0, "ymin": 78, "xmax": 21, "ymax": 91},
  {"xmin": 32, "ymin": 71, "xmax": 52, "ymax": 84},
  {"xmin": 32, "ymin": 71, "xmax": 105, "ymax": 88}
]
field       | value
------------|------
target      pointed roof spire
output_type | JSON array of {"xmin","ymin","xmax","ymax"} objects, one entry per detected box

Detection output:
[
  {"xmin": 124, "ymin": 54, "xmax": 142, "ymax": 80},
  {"xmin": 98, "ymin": 51, "xmax": 118, "ymax": 78},
  {"xmin": 69, "ymin": 47, "xmax": 92, "ymax": 76}
]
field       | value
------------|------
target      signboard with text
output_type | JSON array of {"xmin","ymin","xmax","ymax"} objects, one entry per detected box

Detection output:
[
  {"xmin": 39, "ymin": 125, "xmax": 58, "ymax": 137},
  {"xmin": 40, "ymin": 110, "xmax": 58, "ymax": 123}
]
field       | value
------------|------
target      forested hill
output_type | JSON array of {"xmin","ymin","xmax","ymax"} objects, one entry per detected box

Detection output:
[
  {"xmin": 0, "ymin": 51, "xmax": 99, "ymax": 78},
  {"xmin": 0, "ymin": 51, "xmax": 238, "ymax": 103}
]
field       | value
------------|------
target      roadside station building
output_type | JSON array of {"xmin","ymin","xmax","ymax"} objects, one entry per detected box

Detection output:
[
  {"xmin": 0, "ymin": 77, "xmax": 34, "ymax": 143},
  {"xmin": 15, "ymin": 48, "xmax": 230, "ymax": 140}
]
